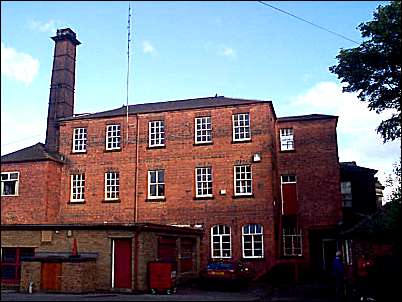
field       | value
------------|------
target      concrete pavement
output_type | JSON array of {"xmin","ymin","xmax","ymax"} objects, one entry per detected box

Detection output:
[{"xmin": 1, "ymin": 281, "xmax": 338, "ymax": 301}]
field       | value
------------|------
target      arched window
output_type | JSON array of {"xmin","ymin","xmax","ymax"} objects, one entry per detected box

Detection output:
[
  {"xmin": 211, "ymin": 225, "xmax": 231, "ymax": 258},
  {"xmin": 242, "ymin": 224, "xmax": 264, "ymax": 258}
]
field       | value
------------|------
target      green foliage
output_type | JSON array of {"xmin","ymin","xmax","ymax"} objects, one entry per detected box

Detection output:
[
  {"xmin": 329, "ymin": 1, "xmax": 401, "ymax": 142},
  {"xmin": 387, "ymin": 158, "xmax": 401, "ymax": 204}
]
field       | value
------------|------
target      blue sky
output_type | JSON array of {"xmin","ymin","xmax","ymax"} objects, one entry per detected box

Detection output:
[{"xmin": 1, "ymin": 1, "xmax": 400, "ymax": 200}]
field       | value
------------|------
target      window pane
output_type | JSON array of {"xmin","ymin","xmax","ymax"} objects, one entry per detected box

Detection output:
[
  {"xmin": 158, "ymin": 184, "xmax": 165, "ymax": 196},
  {"xmin": 150, "ymin": 185, "xmax": 156, "ymax": 196},
  {"xmin": 1, "ymin": 265, "xmax": 17, "ymax": 280},
  {"xmin": 150, "ymin": 172, "xmax": 156, "ymax": 183},
  {"xmin": 3, "ymin": 182, "xmax": 16, "ymax": 195},
  {"xmin": 1, "ymin": 248, "xmax": 17, "ymax": 263},
  {"xmin": 157, "ymin": 171, "xmax": 164, "ymax": 183},
  {"xmin": 20, "ymin": 248, "xmax": 35, "ymax": 261}
]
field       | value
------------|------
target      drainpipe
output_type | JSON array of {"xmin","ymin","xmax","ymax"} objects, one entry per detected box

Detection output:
[{"xmin": 134, "ymin": 230, "xmax": 140, "ymax": 290}]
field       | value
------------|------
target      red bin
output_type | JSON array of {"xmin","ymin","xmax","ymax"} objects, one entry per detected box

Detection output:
[{"xmin": 148, "ymin": 261, "xmax": 177, "ymax": 294}]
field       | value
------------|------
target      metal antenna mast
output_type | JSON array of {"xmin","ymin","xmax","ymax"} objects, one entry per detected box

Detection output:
[{"xmin": 126, "ymin": 2, "xmax": 132, "ymax": 143}]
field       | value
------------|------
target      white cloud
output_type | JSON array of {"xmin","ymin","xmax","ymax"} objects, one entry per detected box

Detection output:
[
  {"xmin": 1, "ymin": 42, "xmax": 40, "ymax": 85},
  {"xmin": 288, "ymin": 81, "xmax": 400, "ymax": 201},
  {"xmin": 30, "ymin": 19, "xmax": 59, "ymax": 35},
  {"xmin": 1, "ymin": 109, "xmax": 46, "ymax": 156},
  {"xmin": 218, "ymin": 45, "xmax": 236, "ymax": 58},
  {"xmin": 142, "ymin": 40, "xmax": 156, "ymax": 55}
]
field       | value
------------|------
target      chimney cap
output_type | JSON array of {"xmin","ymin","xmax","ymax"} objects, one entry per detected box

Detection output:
[{"xmin": 51, "ymin": 28, "xmax": 81, "ymax": 46}]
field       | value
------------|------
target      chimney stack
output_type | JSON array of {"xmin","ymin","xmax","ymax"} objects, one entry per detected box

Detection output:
[{"xmin": 45, "ymin": 28, "xmax": 81, "ymax": 153}]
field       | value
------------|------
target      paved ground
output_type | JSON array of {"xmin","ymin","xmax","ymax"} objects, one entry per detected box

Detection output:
[{"xmin": 1, "ymin": 281, "xmax": 339, "ymax": 301}]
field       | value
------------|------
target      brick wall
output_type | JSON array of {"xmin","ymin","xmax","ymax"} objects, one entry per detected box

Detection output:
[
  {"xmin": 1, "ymin": 227, "xmax": 200, "ymax": 292},
  {"xmin": 20, "ymin": 262, "xmax": 41, "ymax": 292},
  {"xmin": 276, "ymin": 118, "xmax": 342, "ymax": 262},
  {"xmin": 58, "ymin": 116, "xmax": 137, "ymax": 223},
  {"xmin": 1, "ymin": 161, "xmax": 61, "ymax": 224},
  {"xmin": 61, "ymin": 261, "xmax": 97, "ymax": 293},
  {"xmin": 56, "ymin": 103, "xmax": 278, "ymax": 274}
]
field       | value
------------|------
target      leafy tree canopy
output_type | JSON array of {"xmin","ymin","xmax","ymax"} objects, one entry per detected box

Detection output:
[{"xmin": 330, "ymin": 1, "xmax": 401, "ymax": 142}]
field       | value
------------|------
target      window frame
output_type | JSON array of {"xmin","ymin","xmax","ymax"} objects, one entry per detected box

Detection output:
[
  {"xmin": 148, "ymin": 170, "xmax": 165, "ymax": 199},
  {"xmin": 341, "ymin": 181, "xmax": 352, "ymax": 208},
  {"xmin": 105, "ymin": 171, "xmax": 120, "ymax": 201},
  {"xmin": 106, "ymin": 124, "xmax": 121, "ymax": 151},
  {"xmin": 242, "ymin": 224, "xmax": 264, "ymax": 259},
  {"xmin": 72, "ymin": 127, "xmax": 87, "ymax": 153},
  {"xmin": 194, "ymin": 116, "xmax": 212, "ymax": 144},
  {"xmin": 148, "ymin": 120, "xmax": 165, "ymax": 147},
  {"xmin": 232, "ymin": 113, "xmax": 251, "ymax": 142},
  {"xmin": 1, "ymin": 247, "xmax": 35, "ymax": 284},
  {"xmin": 280, "ymin": 128, "xmax": 294, "ymax": 151},
  {"xmin": 211, "ymin": 225, "xmax": 232, "ymax": 259},
  {"xmin": 70, "ymin": 173, "xmax": 85, "ymax": 202},
  {"xmin": 1, "ymin": 172, "xmax": 19, "ymax": 196},
  {"xmin": 234, "ymin": 165, "xmax": 253, "ymax": 196},
  {"xmin": 195, "ymin": 167, "xmax": 213, "ymax": 198},
  {"xmin": 282, "ymin": 228, "xmax": 303, "ymax": 257}
]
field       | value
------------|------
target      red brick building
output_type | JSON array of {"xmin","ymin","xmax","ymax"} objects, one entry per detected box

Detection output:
[{"xmin": 1, "ymin": 28, "xmax": 344, "ymax": 290}]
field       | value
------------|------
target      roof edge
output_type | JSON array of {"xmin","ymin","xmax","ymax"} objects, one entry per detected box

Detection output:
[
  {"xmin": 0, "ymin": 223, "xmax": 203, "ymax": 234},
  {"xmin": 59, "ymin": 97, "xmax": 273, "ymax": 122},
  {"xmin": 277, "ymin": 114, "xmax": 338, "ymax": 122}
]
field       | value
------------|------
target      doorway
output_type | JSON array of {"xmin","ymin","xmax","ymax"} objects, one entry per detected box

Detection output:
[
  {"xmin": 322, "ymin": 239, "xmax": 339, "ymax": 274},
  {"xmin": 111, "ymin": 238, "xmax": 132, "ymax": 289},
  {"xmin": 41, "ymin": 262, "xmax": 61, "ymax": 291}
]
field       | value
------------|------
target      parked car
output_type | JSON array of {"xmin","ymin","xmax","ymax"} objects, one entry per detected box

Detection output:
[{"xmin": 200, "ymin": 261, "xmax": 251, "ymax": 287}]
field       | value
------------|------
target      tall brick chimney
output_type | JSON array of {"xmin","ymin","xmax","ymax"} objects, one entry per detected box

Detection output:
[{"xmin": 45, "ymin": 28, "xmax": 81, "ymax": 153}]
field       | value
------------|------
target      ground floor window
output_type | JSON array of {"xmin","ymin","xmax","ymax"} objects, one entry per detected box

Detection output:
[
  {"xmin": 211, "ymin": 225, "xmax": 231, "ymax": 258},
  {"xmin": 1, "ymin": 247, "xmax": 35, "ymax": 284},
  {"xmin": 282, "ymin": 216, "xmax": 302, "ymax": 256}
]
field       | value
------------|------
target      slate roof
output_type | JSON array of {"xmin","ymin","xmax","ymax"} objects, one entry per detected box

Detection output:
[
  {"xmin": 340, "ymin": 161, "xmax": 378, "ymax": 174},
  {"xmin": 59, "ymin": 96, "xmax": 274, "ymax": 121},
  {"xmin": 1, "ymin": 143, "xmax": 64, "ymax": 164},
  {"xmin": 277, "ymin": 114, "xmax": 338, "ymax": 122}
]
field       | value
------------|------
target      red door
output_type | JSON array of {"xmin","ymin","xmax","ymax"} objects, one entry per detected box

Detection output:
[
  {"xmin": 113, "ymin": 239, "xmax": 132, "ymax": 289},
  {"xmin": 41, "ymin": 263, "xmax": 61, "ymax": 291}
]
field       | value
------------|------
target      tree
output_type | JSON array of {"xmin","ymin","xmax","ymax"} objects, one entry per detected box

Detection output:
[
  {"xmin": 387, "ymin": 158, "xmax": 401, "ymax": 204},
  {"xmin": 329, "ymin": 1, "xmax": 401, "ymax": 143}
]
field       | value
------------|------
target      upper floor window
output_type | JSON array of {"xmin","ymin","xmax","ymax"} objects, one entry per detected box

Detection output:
[
  {"xmin": 106, "ymin": 124, "xmax": 121, "ymax": 150},
  {"xmin": 341, "ymin": 181, "xmax": 352, "ymax": 208},
  {"xmin": 195, "ymin": 116, "xmax": 212, "ymax": 144},
  {"xmin": 149, "ymin": 120, "xmax": 165, "ymax": 147},
  {"xmin": 234, "ymin": 165, "xmax": 252, "ymax": 196},
  {"xmin": 232, "ymin": 113, "xmax": 251, "ymax": 142},
  {"xmin": 280, "ymin": 128, "xmax": 294, "ymax": 151},
  {"xmin": 211, "ymin": 225, "xmax": 231, "ymax": 258},
  {"xmin": 195, "ymin": 167, "xmax": 212, "ymax": 197},
  {"xmin": 242, "ymin": 224, "xmax": 264, "ymax": 258},
  {"xmin": 70, "ymin": 174, "xmax": 85, "ymax": 202},
  {"xmin": 148, "ymin": 170, "xmax": 165, "ymax": 199},
  {"xmin": 1, "ymin": 172, "xmax": 19, "ymax": 196},
  {"xmin": 72, "ymin": 128, "xmax": 87, "ymax": 153},
  {"xmin": 281, "ymin": 175, "xmax": 297, "ymax": 215},
  {"xmin": 105, "ymin": 172, "xmax": 119, "ymax": 200}
]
